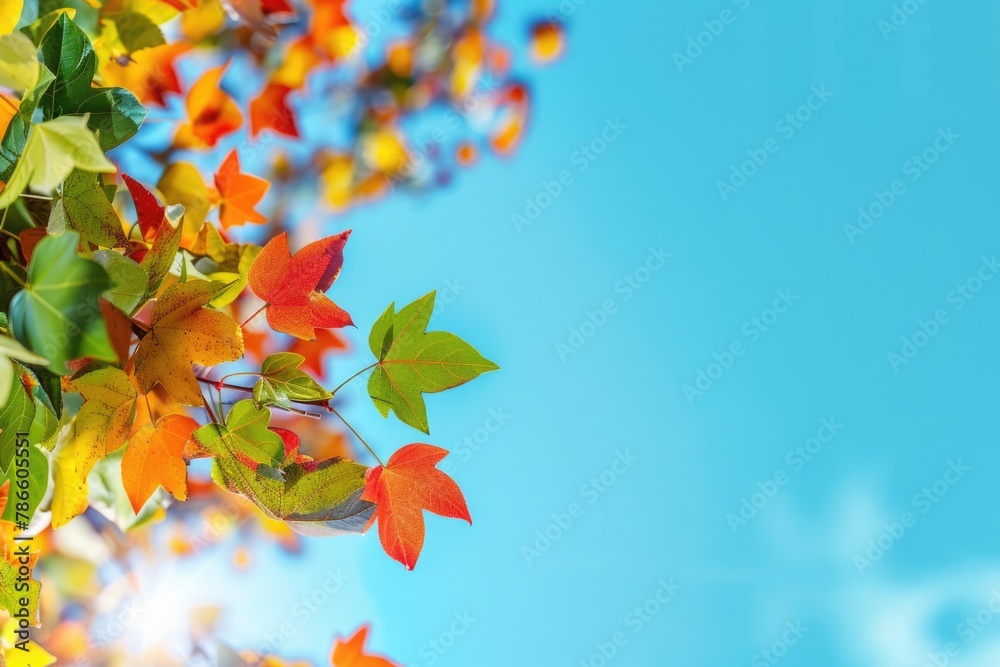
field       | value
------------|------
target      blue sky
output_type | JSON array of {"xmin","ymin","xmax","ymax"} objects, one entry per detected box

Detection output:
[{"xmin": 141, "ymin": 0, "xmax": 1000, "ymax": 665}]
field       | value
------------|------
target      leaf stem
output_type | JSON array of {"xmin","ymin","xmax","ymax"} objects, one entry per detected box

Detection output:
[
  {"xmin": 240, "ymin": 303, "xmax": 269, "ymax": 328},
  {"xmin": 329, "ymin": 362, "xmax": 377, "ymax": 397},
  {"xmin": 0, "ymin": 262, "xmax": 27, "ymax": 288},
  {"xmin": 330, "ymin": 407, "xmax": 384, "ymax": 467}
]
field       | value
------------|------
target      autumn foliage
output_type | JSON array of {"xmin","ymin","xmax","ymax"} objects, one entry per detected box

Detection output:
[{"xmin": 0, "ymin": 0, "xmax": 552, "ymax": 662}]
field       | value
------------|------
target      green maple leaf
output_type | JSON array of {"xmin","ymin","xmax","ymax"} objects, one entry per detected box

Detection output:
[
  {"xmin": 0, "ymin": 115, "xmax": 115, "ymax": 210},
  {"xmin": 253, "ymin": 352, "xmax": 332, "ymax": 408},
  {"xmin": 192, "ymin": 400, "xmax": 285, "ymax": 470},
  {"xmin": 210, "ymin": 435, "xmax": 373, "ymax": 537},
  {"xmin": 9, "ymin": 232, "xmax": 116, "ymax": 375},
  {"xmin": 39, "ymin": 13, "xmax": 147, "ymax": 152},
  {"xmin": 49, "ymin": 169, "xmax": 128, "ymax": 248},
  {"xmin": 92, "ymin": 250, "xmax": 150, "ymax": 314},
  {"xmin": 367, "ymin": 291, "xmax": 499, "ymax": 434}
]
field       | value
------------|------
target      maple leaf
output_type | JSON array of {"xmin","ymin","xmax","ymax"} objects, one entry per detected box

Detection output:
[
  {"xmin": 133, "ymin": 281, "xmax": 244, "ymax": 406},
  {"xmin": 122, "ymin": 173, "xmax": 165, "ymax": 242},
  {"xmin": 122, "ymin": 414, "xmax": 198, "ymax": 513},
  {"xmin": 0, "ymin": 116, "xmax": 115, "ymax": 210},
  {"xmin": 157, "ymin": 161, "xmax": 211, "ymax": 246},
  {"xmin": 192, "ymin": 403, "xmax": 373, "ymax": 535},
  {"xmin": 253, "ymin": 352, "xmax": 331, "ymax": 408},
  {"xmin": 288, "ymin": 328, "xmax": 349, "ymax": 378},
  {"xmin": 54, "ymin": 365, "xmax": 137, "ymax": 527},
  {"xmin": 64, "ymin": 366, "xmax": 137, "ymax": 462},
  {"xmin": 250, "ymin": 82, "xmax": 299, "ymax": 138},
  {"xmin": 247, "ymin": 231, "xmax": 353, "ymax": 340},
  {"xmin": 368, "ymin": 292, "xmax": 498, "ymax": 434},
  {"xmin": 174, "ymin": 64, "xmax": 243, "ymax": 148},
  {"xmin": 331, "ymin": 626, "xmax": 399, "ymax": 667},
  {"xmin": 39, "ymin": 14, "xmax": 148, "ymax": 151},
  {"xmin": 107, "ymin": 41, "xmax": 189, "ymax": 107},
  {"xmin": 214, "ymin": 150, "xmax": 269, "ymax": 229},
  {"xmin": 9, "ymin": 232, "xmax": 117, "ymax": 374},
  {"xmin": 189, "ymin": 399, "xmax": 284, "ymax": 470},
  {"xmin": 361, "ymin": 444, "xmax": 471, "ymax": 570},
  {"xmin": 48, "ymin": 169, "xmax": 128, "ymax": 248}
]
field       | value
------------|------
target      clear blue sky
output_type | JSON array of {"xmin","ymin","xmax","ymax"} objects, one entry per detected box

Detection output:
[{"xmin": 147, "ymin": 1, "xmax": 1000, "ymax": 665}]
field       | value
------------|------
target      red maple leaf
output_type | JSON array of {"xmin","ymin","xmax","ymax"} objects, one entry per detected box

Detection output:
[
  {"xmin": 361, "ymin": 444, "xmax": 471, "ymax": 570},
  {"xmin": 247, "ymin": 231, "xmax": 353, "ymax": 340},
  {"xmin": 122, "ymin": 173, "xmax": 166, "ymax": 242}
]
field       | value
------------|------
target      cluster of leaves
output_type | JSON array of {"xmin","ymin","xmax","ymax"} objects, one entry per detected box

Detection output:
[
  {"xmin": 0, "ymin": 0, "xmax": 565, "ymax": 662},
  {"xmin": 0, "ymin": 6, "xmax": 509, "ymax": 664}
]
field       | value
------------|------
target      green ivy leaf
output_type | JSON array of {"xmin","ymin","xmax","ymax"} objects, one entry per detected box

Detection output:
[
  {"xmin": 192, "ymin": 400, "xmax": 285, "ymax": 470},
  {"xmin": 367, "ymin": 291, "xmax": 499, "ymax": 434},
  {"xmin": 253, "ymin": 352, "xmax": 332, "ymax": 408},
  {"xmin": 49, "ymin": 169, "xmax": 128, "ymax": 247},
  {"xmin": 39, "ymin": 13, "xmax": 147, "ymax": 151},
  {"xmin": 9, "ymin": 232, "xmax": 116, "ymax": 375},
  {"xmin": 92, "ymin": 250, "xmax": 149, "ymax": 314}
]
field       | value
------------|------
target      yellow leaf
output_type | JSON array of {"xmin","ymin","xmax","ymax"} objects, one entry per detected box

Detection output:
[
  {"xmin": 132, "ymin": 281, "xmax": 243, "ymax": 406},
  {"xmin": 0, "ymin": 1, "xmax": 22, "ymax": 35},
  {"xmin": 157, "ymin": 161, "xmax": 211, "ymax": 245},
  {"xmin": 0, "ymin": 33, "xmax": 38, "ymax": 91},
  {"xmin": 50, "ymin": 433, "xmax": 92, "ymax": 528}
]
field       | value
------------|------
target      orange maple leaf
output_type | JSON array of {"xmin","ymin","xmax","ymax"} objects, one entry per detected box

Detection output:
[
  {"xmin": 214, "ymin": 149, "xmax": 269, "ymax": 229},
  {"xmin": 287, "ymin": 328, "xmax": 349, "ymax": 378},
  {"xmin": 361, "ymin": 444, "xmax": 471, "ymax": 570},
  {"xmin": 247, "ymin": 231, "xmax": 353, "ymax": 340},
  {"xmin": 331, "ymin": 626, "xmax": 398, "ymax": 667},
  {"xmin": 250, "ymin": 82, "xmax": 300, "ymax": 138},
  {"xmin": 175, "ymin": 64, "xmax": 244, "ymax": 149},
  {"xmin": 122, "ymin": 414, "xmax": 198, "ymax": 512}
]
